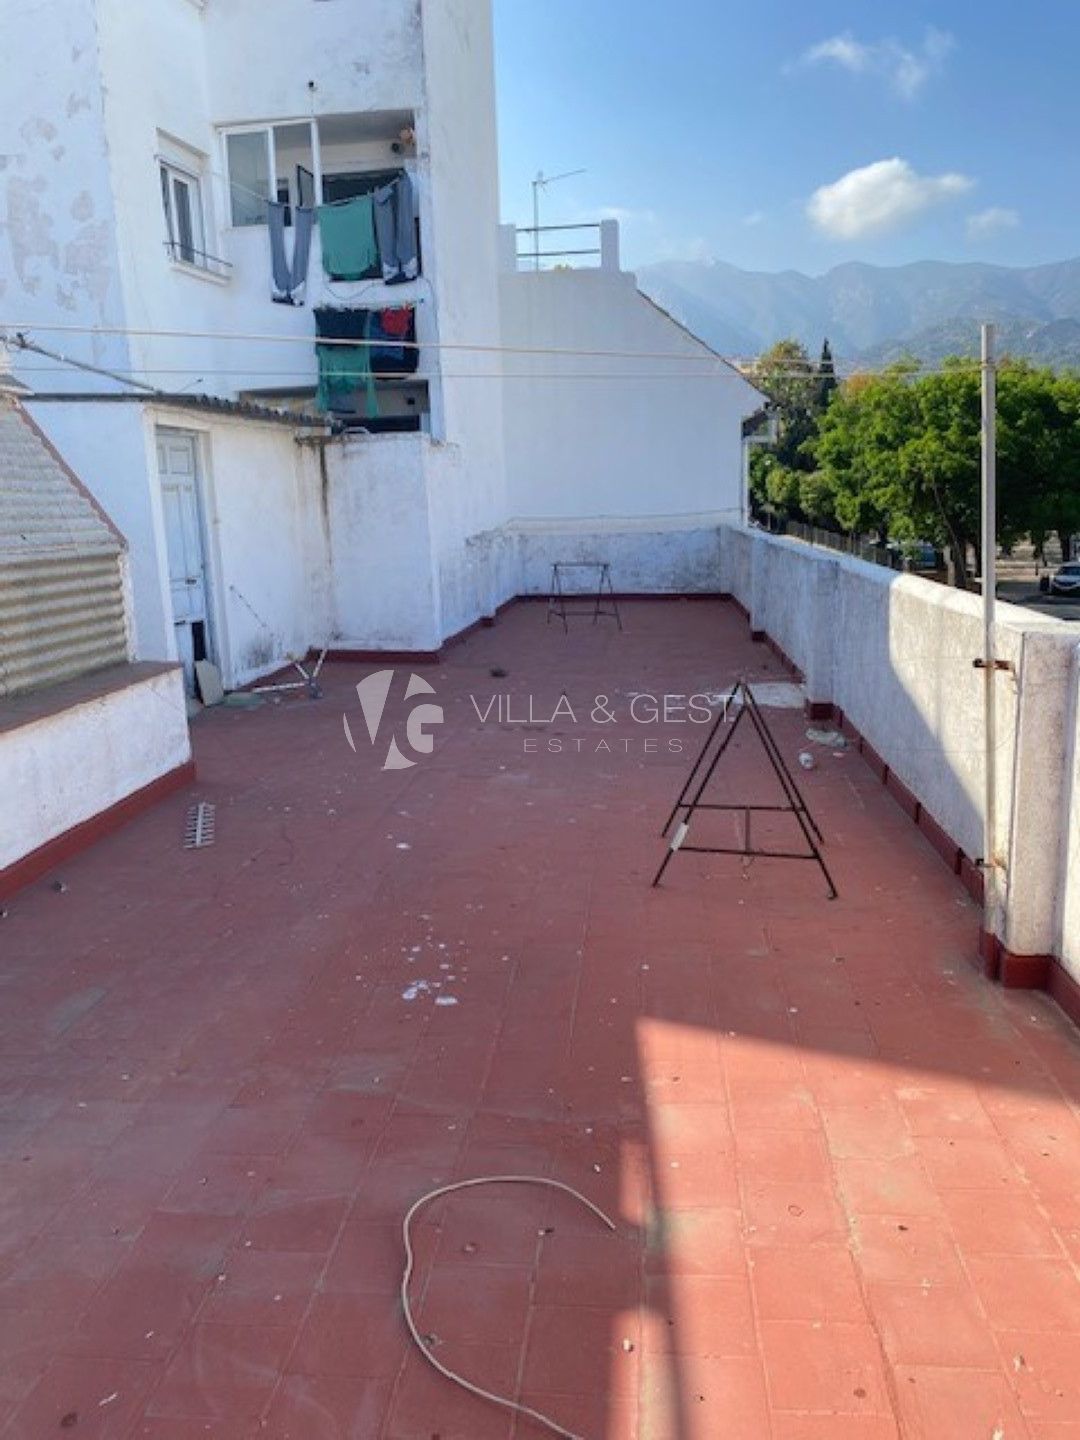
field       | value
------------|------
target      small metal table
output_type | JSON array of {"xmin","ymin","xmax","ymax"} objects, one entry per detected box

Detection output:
[{"xmin": 546, "ymin": 561, "xmax": 623, "ymax": 633}]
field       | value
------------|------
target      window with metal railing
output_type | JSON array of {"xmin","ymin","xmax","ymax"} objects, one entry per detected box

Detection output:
[{"xmin": 159, "ymin": 159, "xmax": 231, "ymax": 278}]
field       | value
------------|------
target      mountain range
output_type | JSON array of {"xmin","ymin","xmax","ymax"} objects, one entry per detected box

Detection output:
[{"xmin": 635, "ymin": 257, "xmax": 1080, "ymax": 369}]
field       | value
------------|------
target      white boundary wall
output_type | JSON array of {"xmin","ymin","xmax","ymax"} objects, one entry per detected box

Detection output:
[
  {"xmin": 1, "ymin": 664, "xmax": 191, "ymax": 872},
  {"xmin": 721, "ymin": 524, "xmax": 1080, "ymax": 982}
]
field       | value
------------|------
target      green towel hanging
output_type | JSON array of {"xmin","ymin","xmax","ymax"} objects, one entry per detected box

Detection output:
[
  {"xmin": 317, "ymin": 196, "xmax": 380, "ymax": 281},
  {"xmin": 316, "ymin": 313, "xmax": 378, "ymax": 419}
]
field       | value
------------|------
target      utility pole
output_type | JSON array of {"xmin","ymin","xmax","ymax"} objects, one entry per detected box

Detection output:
[
  {"xmin": 980, "ymin": 321, "xmax": 999, "ymax": 959},
  {"xmin": 530, "ymin": 168, "xmax": 586, "ymax": 270}
]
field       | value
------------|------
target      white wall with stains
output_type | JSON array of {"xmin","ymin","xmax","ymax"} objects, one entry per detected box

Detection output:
[
  {"xmin": 84, "ymin": 0, "xmax": 438, "ymax": 402},
  {"xmin": 326, "ymin": 433, "xmax": 442, "ymax": 652},
  {"xmin": 2, "ymin": 0, "xmax": 507, "ymax": 671},
  {"xmin": 0, "ymin": 0, "xmax": 127, "ymax": 366},
  {"xmin": 721, "ymin": 523, "xmax": 1080, "ymax": 984},
  {"xmin": 143, "ymin": 404, "xmax": 332, "ymax": 689},
  {"xmin": 0, "ymin": 663, "xmax": 192, "ymax": 873}
]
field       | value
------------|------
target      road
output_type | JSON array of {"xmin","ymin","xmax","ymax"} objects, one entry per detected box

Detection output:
[{"xmin": 999, "ymin": 578, "xmax": 1080, "ymax": 622}]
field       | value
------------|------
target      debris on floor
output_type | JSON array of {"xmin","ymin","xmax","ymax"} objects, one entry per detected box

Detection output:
[
  {"xmin": 194, "ymin": 658, "xmax": 225, "ymax": 707},
  {"xmin": 709, "ymin": 681, "xmax": 805, "ymax": 710},
  {"xmin": 806, "ymin": 726, "xmax": 847, "ymax": 749}
]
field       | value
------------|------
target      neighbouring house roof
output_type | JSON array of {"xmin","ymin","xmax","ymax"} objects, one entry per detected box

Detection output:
[
  {"xmin": 0, "ymin": 398, "xmax": 123, "ymax": 559},
  {"xmin": 25, "ymin": 390, "xmax": 337, "ymax": 430},
  {"xmin": 0, "ymin": 397, "xmax": 129, "ymax": 697}
]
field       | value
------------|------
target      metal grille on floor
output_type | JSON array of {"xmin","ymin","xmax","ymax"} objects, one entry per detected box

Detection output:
[{"xmin": 182, "ymin": 802, "xmax": 216, "ymax": 849}]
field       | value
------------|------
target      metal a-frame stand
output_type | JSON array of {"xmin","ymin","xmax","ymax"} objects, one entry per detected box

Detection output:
[
  {"xmin": 546, "ymin": 561, "xmax": 623, "ymax": 633},
  {"xmin": 653, "ymin": 678, "xmax": 837, "ymax": 897}
]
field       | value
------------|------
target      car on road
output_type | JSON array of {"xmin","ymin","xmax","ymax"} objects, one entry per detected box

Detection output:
[{"xmin": 1050, "ymin": 561, "xmax": 1080, "ymax": 596}]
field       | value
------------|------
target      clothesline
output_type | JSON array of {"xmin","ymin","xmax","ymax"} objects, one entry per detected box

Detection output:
[
  {"xmin": 15, "ymin": 366, "xmax": 783, "ymax": 381},
  {"xmin": 1, "ymin": 318, "xmax": 767, "ymax": 368},
  {"xmin": 197, "ymin": 158, "xmax": 414, "ymax": 214}
]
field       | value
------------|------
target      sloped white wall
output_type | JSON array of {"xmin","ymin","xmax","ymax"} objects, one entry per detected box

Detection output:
[{"xmin": 500, "ymin": 260, "xmax": 760, "ymax": 525}]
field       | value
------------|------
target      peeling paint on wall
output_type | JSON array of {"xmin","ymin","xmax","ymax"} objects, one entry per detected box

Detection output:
[
  {"xmin": 4, "ymin": 175, "xmax": 60, "ymax": 290},
  {"xmin": 64, "ymin": 220, "xmax": 112, "ymax": 306},
  {"xmin": 20, "ymin": 117, "xmax": 58, "ymax": 145}
]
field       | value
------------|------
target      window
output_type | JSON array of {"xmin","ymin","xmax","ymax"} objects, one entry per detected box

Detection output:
[
  {"xmin": 160, "ymin": 161, "xmax": 205, "ymax": 265},
  {"xmin": 225, "ymin": 130, "xmax": 272, "ymax": 227},
  {"xmin": 321, "ymin": 167, "xmax": 402, "ymax": 204},
  {"xmin": 225, "ymin": 122, "xmax": 320, "ymax": 227}
]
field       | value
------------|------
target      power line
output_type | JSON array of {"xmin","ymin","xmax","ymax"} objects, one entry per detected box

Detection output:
[
  {"xmin": 1, "ymin": 318, "xmax": 763, "ymax": 368},
  {"xmin": 14, "ymin": 371, "xmax": 835, "ymax": 388},
  {"xmin": 4, "ymin": 322, "xmax": 997, "ymax": 391}
]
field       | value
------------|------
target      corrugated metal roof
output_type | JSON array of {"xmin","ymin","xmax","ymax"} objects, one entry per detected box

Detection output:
[
  {"xmin": 26, "ymin": 391, "xmax": 336, "ymax": 430},
  {"xmin": 0, "ymin": 400, "xmax": 122, "ymax": 559},
  {"xmin": 0, "ymin": 398, "xmax": 128, "ymax": 696}
]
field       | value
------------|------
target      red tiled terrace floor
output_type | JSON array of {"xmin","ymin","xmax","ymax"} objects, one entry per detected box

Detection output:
[{"xmin": 1, "ymin": 599, "xmax": 1079, "ymax": 1439}]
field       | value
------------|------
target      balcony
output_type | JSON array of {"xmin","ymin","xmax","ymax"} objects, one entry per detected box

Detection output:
[{"xmin": 505, "ymin": 218, "xmax": 621, "ymax": 272}]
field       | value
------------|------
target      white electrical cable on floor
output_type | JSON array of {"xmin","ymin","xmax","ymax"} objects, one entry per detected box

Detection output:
[{"xmin": 401, "ymin": 1175, "xmax": 617, "ymax": 1440}]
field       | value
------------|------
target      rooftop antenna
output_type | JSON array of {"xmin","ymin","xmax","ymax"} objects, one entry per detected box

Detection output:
[{"xmin": 531, "ymin": 168, "xmax": 586, "ymax": 271}]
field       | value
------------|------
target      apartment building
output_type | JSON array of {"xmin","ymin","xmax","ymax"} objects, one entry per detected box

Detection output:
[{"xmin": 2, "ymin": 0, "xmax": 760, "ymax": 691}]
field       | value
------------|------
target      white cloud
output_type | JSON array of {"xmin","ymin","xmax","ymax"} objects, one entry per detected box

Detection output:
[
  {"xmin": 807, "ymin": 158, "xmax": 974, "ymax": 240},
  {"xmin": 966, "ymin": 206, "xmax": 1020, "ymax": 241},
  {"xmin": 794, "ymin": 27, "xmax": 954, "ymax": 100},
  {"xmin": 801, "ymin": 33, "xmax": 874, "ymax": 75},
  {"xmin": 742, "ymin": 210, "xmax": 766, "ymax": 227}
]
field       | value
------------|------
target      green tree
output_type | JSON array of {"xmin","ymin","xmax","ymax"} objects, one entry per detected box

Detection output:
[
  {"xmin": 999, "ymin": 365, "xmax": 1080, "ymax": 558},
  {"xmin": 811, "ymin": 365, "xmax": 922, "ymax": 546},
  {"xmin": 810, "ymin": 358, "xmax": 1080, "ymax": 586},
  {"xmin": 751, "ymin": 339, "xmax": 820, "ymax": 474},
  {"xmin": 748, "ymin": 338, "xmax": 849, "ymax": 523}
]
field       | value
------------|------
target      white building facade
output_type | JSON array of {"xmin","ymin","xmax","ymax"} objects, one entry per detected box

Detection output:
[{"xmin": 1, "ymin": 0, "xmax": 760, "ymax": 690}]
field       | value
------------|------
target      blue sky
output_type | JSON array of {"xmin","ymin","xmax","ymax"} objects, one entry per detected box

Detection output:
[{"xmin": 493, "ymin": 1, "xmax": 1079, "ymax": 275}]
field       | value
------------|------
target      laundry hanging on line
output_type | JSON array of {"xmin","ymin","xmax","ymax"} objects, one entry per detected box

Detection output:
[
  {"xmin": 316, "ymin": 342, "xmax": 378, "ymax": 417},
  {"xmin": 316, "ymin": 305, "xmax": 418, "ymax": 366},
  {"xmin": 316, "ymin": 194, "xmax": 380, "ymax": 282},
  {"xmin": 268, "ymin": 201, "xmax": 314, "ymax": 304},
  {"xmin": 313, "ymin": 306, "xmax": 419, "ymax": 417},
  {"xmin": 369, "ymin": 307, "xmax": 419, "ymax": 373},
  {"xmin": 315, "ymin": 175, "xmax": 418, "ymax": 284},
  {"xmin": 314, "ymin": 307, "xmax": 378, "ymax": 417},
  {"xmin": 373, "ymin": 175, "xmax": 418, "ymax": 284},
  {"xmin": 378, "ymin": 306, "xmax": 412, "ymax": 339}
]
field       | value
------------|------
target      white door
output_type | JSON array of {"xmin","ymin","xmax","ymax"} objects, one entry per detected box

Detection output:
[{"xmin": 157, "ymin": 431, "xmax": 210, "ymax": 690}]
